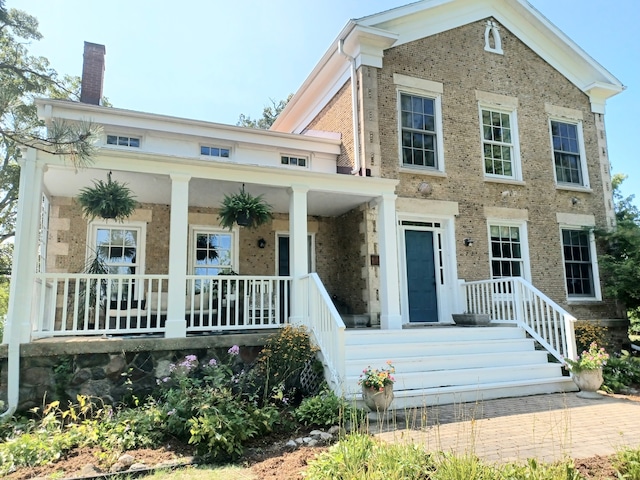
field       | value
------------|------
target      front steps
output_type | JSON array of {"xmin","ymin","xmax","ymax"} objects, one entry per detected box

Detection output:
[{"xmin": 341, "ymin": 325, "xmax": 577, "ymax": 408}]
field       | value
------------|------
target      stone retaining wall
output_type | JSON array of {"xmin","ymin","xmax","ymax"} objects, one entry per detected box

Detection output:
[{"xmin": 0, "ymin": 333, "xmax": 271, "ymax": 412}]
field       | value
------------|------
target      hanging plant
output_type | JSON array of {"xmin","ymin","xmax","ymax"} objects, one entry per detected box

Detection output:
[
  {"xmin": 218, "ymin": 184, "xmax": 273, "ymax": 230},
  {"xmin": 76, "ymin": 171, "xmax": 137, "ymax": 222}
]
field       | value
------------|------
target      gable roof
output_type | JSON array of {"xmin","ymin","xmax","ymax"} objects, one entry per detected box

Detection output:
[{"xmin": 272, "ymin": 0, "xmax": 624, "ymax": 133}]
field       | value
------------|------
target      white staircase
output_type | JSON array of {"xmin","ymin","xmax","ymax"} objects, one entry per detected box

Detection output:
[{"xmin": 343, "ymin": 325, "xmax": 577, "ymax": 408}]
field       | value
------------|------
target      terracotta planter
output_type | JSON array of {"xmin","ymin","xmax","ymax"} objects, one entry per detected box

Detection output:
[
  {"xmin": 362, "ymin": 384, "xmax": 394, "ymax": 412},
  {"xmin": 573, "ymin": 368, "xmax": 604, "ymax": 399}
]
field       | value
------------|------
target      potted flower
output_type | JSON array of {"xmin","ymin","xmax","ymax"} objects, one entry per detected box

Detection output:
[
  {"xmin": 218, "ymin": 184, "xmax": 273, "ymax": 230},
  {"xmin": 358, "ymin": 361, "xmax": 395, "ymax": 411},
  {"xmin": 77, "ymin": 171, "xmax": 137, "ymax": 221},
  {"xmin": 564, "ymin": 342, "xmax": 610, "ymax": 399}
]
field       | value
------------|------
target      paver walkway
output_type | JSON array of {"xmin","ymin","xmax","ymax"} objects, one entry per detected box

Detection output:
[{"xmin": 373, "ymin": 392, "xmax": 640, "ymax": 463}]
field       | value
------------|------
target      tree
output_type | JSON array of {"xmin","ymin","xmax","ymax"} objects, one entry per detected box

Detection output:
[
  {"xmin": 237, "ymin": 94, "xmax": 293, "ymax": 130},
  {"xmin": 0, "ymin": 2, "xmax": 99, "ymax": 244},
  {"xmin": 596, "ymin": 174, "xmax": 640, "ymax": 313}
]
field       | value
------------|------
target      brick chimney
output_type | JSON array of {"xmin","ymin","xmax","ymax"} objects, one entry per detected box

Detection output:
[{"xmin": 80, "ymin": 42, "xmax": 106, "ymax": 105}]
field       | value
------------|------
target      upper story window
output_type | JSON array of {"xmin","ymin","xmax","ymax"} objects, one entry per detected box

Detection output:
[
  {"xmin": 400, "ymin": 93, "xmax": 438, "ymax": 169},
  {"xmin": 480, "ymin": 108, "xmax": 520, "ymax": 179},
  {"xmin": 394, "ymin": 75, "xmax": 445, "ymax": 173},
  {"xmin": 201, "ymin": 145, "xmax": 230, "ymax": 158},
  {"xmin": 281, "ymin": 155, "xmax": 307, "ymax": 168},
  {"xmin": 551, "ymin": 120, "xmax": 588, "ymax": 187},
  {"xmin": 106, "ymin": 135, "xmax": 140, "ymax": 148}
]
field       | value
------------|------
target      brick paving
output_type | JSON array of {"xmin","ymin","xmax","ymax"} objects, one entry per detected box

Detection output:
[{"xmin": 373, "ymin": 393, "xmax": 640, "ymax": 463}]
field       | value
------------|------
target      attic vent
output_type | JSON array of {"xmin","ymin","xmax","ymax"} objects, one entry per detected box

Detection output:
[{"xmin": 484, "ymin": 20, "xmax": 503, "ymax": 55}]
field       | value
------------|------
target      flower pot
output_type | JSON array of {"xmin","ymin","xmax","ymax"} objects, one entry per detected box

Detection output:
[
  {"xmin": 362, "ymin": 384, "xmax": 394, "ymax": 412},
  {"xmin": 451, "ymin": 313, "xmax": 492, "ymax": 326},
  {"xmin": 573, "ymin": 368, "xmax": 604, "ymax": 399}
]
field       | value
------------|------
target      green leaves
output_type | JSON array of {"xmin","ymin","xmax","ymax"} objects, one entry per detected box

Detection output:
[
  {"xmin": 76, "ymin": 173, "xmax": 137, "ymax": 221},
  {"xmin": 218, "ymin": 185, "xmax": 273, "ymax": 230}
]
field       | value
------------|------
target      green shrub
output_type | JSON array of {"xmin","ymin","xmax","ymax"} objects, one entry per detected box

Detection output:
[
  {"xmin": 294, "ymin": 388, "xmax": 351, "ymax": 427},
  {"xmin": 305, "ymin": 433, "xmax": 434, "ymax": 479},
  {"xmin": 614, "ymin": 447, "xmax": 640, "ymax": 480},
  {"xmin": 431, "ymin": 452, "xmax": 496, "ymax": 480},
  {"xmin": 498, "ymin": 458, "xmax": 584, "ymax": 480},
  {"xmin": 157, "ymin": 349, "xmax": 280, "ymax": 460},
  {"xmin": 602, "ymin": 350, "xmax": 640, "ymax": 393},
  {"xmin": 251, "ymin": 325, "xmax": 319, "ymax": 404}
]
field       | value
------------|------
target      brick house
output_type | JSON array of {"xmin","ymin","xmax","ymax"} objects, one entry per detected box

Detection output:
[{"xmin": 2, "ymin": 0, "xmax": 624, "ymax": 411}]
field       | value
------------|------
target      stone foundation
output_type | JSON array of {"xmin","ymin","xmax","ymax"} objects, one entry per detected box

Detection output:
[{"xmin": 0, "ymin": 333, "xmax": 272, "ymax": 412}]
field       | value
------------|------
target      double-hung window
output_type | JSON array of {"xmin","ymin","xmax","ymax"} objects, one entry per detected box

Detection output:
[
  {"xmin": 191, "ymin": 229, "xmax": 235, "ymax": 276},
  {"xmin": 395, "ymin": 74, "xmax": 444, "ymax": 173},
  {"xmin": 551, "ymin": 120, "xmax": 588, "ymax": 187},
  {"xmin": 489, "ymin": 224, "xmax": 525, "ymax": 278},
  {"xmin": 481, "ymin": 108, "xmax": 519, "ymax": 179},
  {"xmin": 562, "ymin": 229, "xmax": 596, "ymax": 298},
  {"xmin": 90, "ymin": 222, "xmax": 145, "ymax": 303},
  {"xmin": 400, "ymin": 93, "xmax": 438, "ymax": 169}
]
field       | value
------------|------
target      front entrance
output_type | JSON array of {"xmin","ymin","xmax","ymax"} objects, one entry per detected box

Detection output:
[{"xmin": 404, "ymin": 229, "xmax": 438, "ymax": 322}]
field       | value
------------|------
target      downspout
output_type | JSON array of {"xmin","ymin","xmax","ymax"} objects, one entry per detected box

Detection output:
[
  {"xmin": 0, "ymin": 341, "xmax": 19, "ymax": 420},
  {"xmin": 338, "ymin": 39, "xmax": 363, "ymax": 176}
]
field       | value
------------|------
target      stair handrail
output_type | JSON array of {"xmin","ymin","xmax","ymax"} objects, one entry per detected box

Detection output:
[
  {"xmin": 461, "ymin": 277, "xmax": 577, "ymax": 363},
  {"xmin": 299, "ymin": 273, "xmax": 346, "ymax": 394}
]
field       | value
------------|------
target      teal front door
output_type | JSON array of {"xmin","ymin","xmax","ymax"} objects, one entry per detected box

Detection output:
[{"xmin": 405, "ymin": 230, "xmax": 438, "ymax": 322}]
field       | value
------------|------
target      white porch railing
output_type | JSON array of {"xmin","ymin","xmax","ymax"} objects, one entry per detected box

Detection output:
[
  {"xmin": 32, "ymin": 273, "xmax": 291, "ymax": 338},
  {"xmin": 299, "ymin": 273, "xmax": 346, "ymax": 393},
  {"xmin": 460, "ymin": 277, "xmax": 577, "ymax": 363}
]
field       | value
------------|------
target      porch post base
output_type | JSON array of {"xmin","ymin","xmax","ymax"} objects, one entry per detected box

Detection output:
[
  {"xmin": 380, "ymin": 314, "xmax": 402, "ymax": 330},
  {"xmin": 164, "ymin": 319, "xmax": 186, "ymax": 338}
]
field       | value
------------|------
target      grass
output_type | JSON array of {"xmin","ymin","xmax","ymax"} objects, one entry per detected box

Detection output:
[{"xmin": 139, "ymin": 465, "xmax": 258, "ymax": 479}]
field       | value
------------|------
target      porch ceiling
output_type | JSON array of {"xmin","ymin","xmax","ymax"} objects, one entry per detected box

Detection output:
[{"xmin": 44, "ymin": 166, "xmax": 378, "ymax": 217}]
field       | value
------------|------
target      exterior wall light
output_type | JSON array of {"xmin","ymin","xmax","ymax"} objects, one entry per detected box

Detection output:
[
  {"xmin": 257, "ymin": 238, "xmax": 266, "ymax": 249},
  {"xmin": 464, "ymin": 238, "xmax": 474, "ymax": 247}
]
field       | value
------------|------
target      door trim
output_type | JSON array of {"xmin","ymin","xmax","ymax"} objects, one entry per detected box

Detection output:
[{"xmin": 397, "ymin": 213, "xmax": 458, "ymax": 324}]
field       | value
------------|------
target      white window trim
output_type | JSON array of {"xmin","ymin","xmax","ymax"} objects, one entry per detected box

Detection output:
[
  {"xmin": 188, "ymin": 225, "xmax": 239, "ymax": 275},
  {"xmin": 486, "ymin": 218, "xmax": 531, "ymax": 282},
  {"xmin": 396, "ymin": 85, "xmax": 445, "ymax": 173},
  {"xmin": 104, "ymin": 133, "xmax": 143, "ymax": 149},
  {"xmin": 558, "ymin": 225, "xmax": 602, "ymax": 302},
  {"xmin": 484, "ymin": 20, "xmax": 504, "ymax": 55},
  {"xmin": 38, "ymin": 193, "xmax": 50, "ymax": 273},
  {"xmin": 396, "ymin": 214, "xmax": 458, "ymax": 324},
  {"xmin": 87, "ymin": 220, "xmax": 147, "ymax": 275},
  {"xmin": 280, "ymin": 154, "xmax": 310, "ymax": 169},
  {"xmin": 548, "ymin": 118, "xmax": 590, "ymax": 189},
  {"xmin": 199, "ymin": 144, "xmax": 232, "ymax": 159},
  {"xmin": 478, "ymin": 104, "xmax": 522, "ymax": 181},
  {"xmin": 275, "ymin": 232, "xmax": 316, "ymax": 275}
]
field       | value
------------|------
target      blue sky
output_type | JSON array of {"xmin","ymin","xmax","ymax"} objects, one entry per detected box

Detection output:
[{"xmin": 9, "ymin": 0, "xmax": 640, "ymax": 202}]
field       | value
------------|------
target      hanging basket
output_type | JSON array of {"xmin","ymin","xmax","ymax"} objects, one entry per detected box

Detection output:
[
  {"xmin": 218, "ymin": 184, "xmax": 273, "ymax": 230},
  {"xmin": 76, "ymin": 172, "xmax": 137, "ymax": 222}
]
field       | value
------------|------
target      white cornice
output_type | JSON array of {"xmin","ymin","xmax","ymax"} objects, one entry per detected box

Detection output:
[
  {"xmin": 273, "ymin": 0, "xmax": 624, "ymax": 132},
  {"xmin": 35, "ymin": 98, "xmax": 342, "ymax": 155}
]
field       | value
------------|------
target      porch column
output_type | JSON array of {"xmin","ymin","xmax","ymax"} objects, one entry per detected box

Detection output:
[
  {"xmin": 4, "ymin": 149, "xmax": 44, "ymax": 344},
  {"xmin": 376, "ymin": 193, "xmax": 402, "ymax": 330},
  {"xmin": 165, "ymin": 174, "xmax": 191, "ymax": 338},
  {"xmin": 288, "ymin": 185, "xmax": 309, "ymax": 324}
]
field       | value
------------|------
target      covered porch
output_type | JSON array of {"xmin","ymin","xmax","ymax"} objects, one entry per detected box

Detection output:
[{"xmin": 7, "ymin": 144, "xmax": 403, "ymax": 345}]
